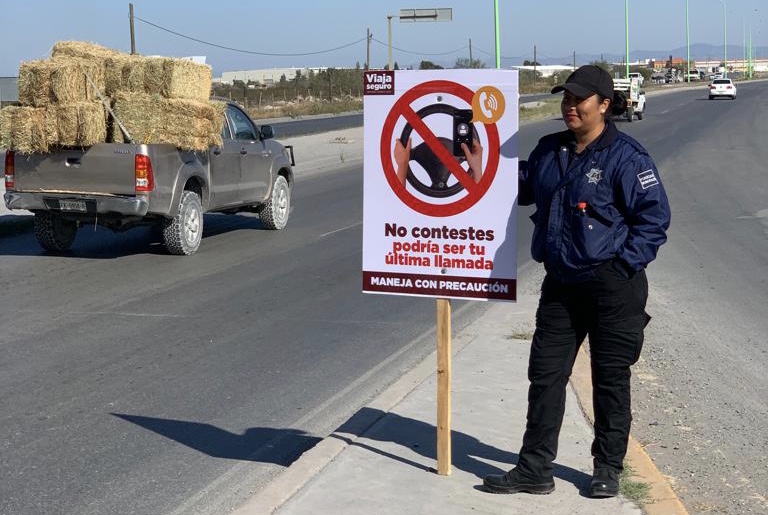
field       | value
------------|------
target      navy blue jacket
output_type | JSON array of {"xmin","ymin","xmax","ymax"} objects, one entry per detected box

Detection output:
[{"xmin": 519, "ymin": 119, "xmax": 670, "ymax": 284}]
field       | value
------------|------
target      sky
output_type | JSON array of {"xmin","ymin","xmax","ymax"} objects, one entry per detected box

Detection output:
[{"xmin": 1, "ymin": 0, "xmax": 765, "ymax": 77}]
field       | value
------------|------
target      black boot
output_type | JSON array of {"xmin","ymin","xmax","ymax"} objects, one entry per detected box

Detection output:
[
  {"xmin": 589, "ymin": 467, "xmax": 620, "ymax": 498},
  {"xmin": 483, "ymin": 467, "xmax": 555, "ymax": 495}
]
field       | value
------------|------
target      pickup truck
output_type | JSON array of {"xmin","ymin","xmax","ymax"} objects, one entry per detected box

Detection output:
[
  {"xmin": 613, "ymin": 78, "xmax": 646, "ymax": 122},
  {"xmin": 3, "ymin": 100, "xmax": 295, "ymax": 255}
]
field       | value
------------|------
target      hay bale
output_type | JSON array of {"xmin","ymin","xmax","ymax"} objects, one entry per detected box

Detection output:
[
  {"xmin": 111, "ymin": 92, "xmax": 224, "ymax": 150},
  {"xmin": 135, "ymin": 57, "xmax": 211, "ymax": 100},
  {"xmin": 18, "ymin": 60, "xmax": 56, "ymax": 107},
  {"xmin": 0, "ymin": 107, "xmax": 14, "ymax": 149},
  {"xmin": 104, "ymin": 54, "xmax": 137, "ymax": 95},
  {"xmin": 52, "ymin": 41, "xmax": 212, "ymax": 100},
  {"xmin": 18, "ymin": 58, "xmax": 107, "ymax": 107},
  {"xmin": 0, "ymin": 106, "xmax": 57, "ymax": 153},
  {"xmin": 54, "ymin": 101, "xmax": 107, "ymax": 147},
  {"xmin": 50, "ymin": 57, "xmax": 106, "ymax": 104},
  {"xmin": 51, "ymin": 40, "xmax": 122, "ymax": 62}
]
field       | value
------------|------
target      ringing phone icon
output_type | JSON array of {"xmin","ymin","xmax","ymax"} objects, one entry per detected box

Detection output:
[
  {"xmin": 471, "ymin": 86, "xmax": 505, "ymax": 124},
  {"xmin": 479, "ymin": 92, "xmax": 494, "ymax": 119}
]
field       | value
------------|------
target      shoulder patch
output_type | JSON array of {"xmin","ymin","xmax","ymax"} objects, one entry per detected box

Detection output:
[{"xmin": 637, "ymin": 169, "xmax": 659, "ymax": 189}]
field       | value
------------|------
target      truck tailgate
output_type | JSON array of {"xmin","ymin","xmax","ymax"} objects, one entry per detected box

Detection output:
[{"xmin": 13, "ymin": 144, "xmax": 137, "ymax": 195}]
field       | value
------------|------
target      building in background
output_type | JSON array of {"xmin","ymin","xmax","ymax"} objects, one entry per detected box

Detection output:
[
  {"xmin": 217, "ymin": 67, "xmax": 329, "ymax": 87},
  {"xmin": 0, "ymin": 77, "xmax": 19, "ymax": 106}
]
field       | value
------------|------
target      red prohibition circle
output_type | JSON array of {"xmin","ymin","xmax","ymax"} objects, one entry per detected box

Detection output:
[{"xmin": 380, "ymin": 80, "xmax": 500, "ymax": 217}]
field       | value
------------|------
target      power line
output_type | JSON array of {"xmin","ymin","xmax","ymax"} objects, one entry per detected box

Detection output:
[
  {"xmin": 134, "ymin": 16, "xmax": 366, "ymax": 57},
  {"xmin": 370, "ymin": 37, "xmax": 467, "ymax": 57}
]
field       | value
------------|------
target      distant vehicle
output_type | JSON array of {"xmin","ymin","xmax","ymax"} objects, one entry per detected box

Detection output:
[
  {"xmin": 627, "ymin": 72, "xmax": 644, "ymax": 86},
  {"xmin": 613, "ymin": 78, "xmax": 646, "ymax": 121},
  {"xmin": 685, "ymin": 71, "xmax": 701, "ymax": 81},
  {"xmin": 709, "ymin": 78, "xmax": 737, "ymax": 100}
]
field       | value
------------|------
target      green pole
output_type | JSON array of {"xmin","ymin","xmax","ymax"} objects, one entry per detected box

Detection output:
[
  {"xmin": 686, "ymin": 0, "xmax": 690, "ymax": 82},
  {"xmin": 625, "ymin": 0, "xmax": 630, "ymax": 78},
  {"xmin": 722, "ymin": 1, "xmax": 728, "ymax": 77},
  {"xmin": 749, "ymin": 26, "xmax": 753, "ymax": 78},
  {"xmin": 494, "ymin": 0, "xmax": 501, "ymax": 69}
]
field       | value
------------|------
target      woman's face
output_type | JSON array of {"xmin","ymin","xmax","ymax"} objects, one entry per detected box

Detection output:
[{"xmin": 560, "ymin": 91, "xmax": 610, "ymax": 136}]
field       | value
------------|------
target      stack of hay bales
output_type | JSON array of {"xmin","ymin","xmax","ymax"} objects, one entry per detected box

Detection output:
[{"xmin": 0, "ymin": 41, "xmax": 224, "ymax": 153}]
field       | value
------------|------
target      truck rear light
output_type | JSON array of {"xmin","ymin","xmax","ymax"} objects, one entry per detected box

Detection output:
[
  {"xmin": 135, "ymin": 154, "xmax": 155, "ymax": 192},
  {"xmin": 4, "ymin": 151, "xmax": 14, "ymax": 190}
]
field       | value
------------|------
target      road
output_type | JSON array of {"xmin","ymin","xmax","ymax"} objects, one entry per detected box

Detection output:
[
  {"xmin": 622, "ymin": 83, "xmax": 768, "ymax": 515},
  {"xmin": 1, "ymin": 82, "xmax": 767, "ymax": 515}
]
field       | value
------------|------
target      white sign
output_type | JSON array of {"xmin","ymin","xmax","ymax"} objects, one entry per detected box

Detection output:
[{"xmin": 362, "ymin": 69, "xmax": 519, "ymax": 301}]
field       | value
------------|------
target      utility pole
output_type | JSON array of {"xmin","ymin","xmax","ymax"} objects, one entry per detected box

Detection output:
[
  {"xmin": 469, "ymin": 38, "xmax": 473, "ymax": 64},
  {"xmin": 366, "ymin": 28, "xmax": 371, "ymax": 70},
  {"xmin": 573, "ymin": 51, "xmax": 576, "ymax": 69},
  {"xmin": 129, "ymin": 3, "xmax": 136, "ymax": 54},
  {"xmin": 533, "ymin": 45, "xmax": 537, "ymax": 90},
  {"xmin": 387, "ymin": 15, "xmax": 393, "ymax": 70}
]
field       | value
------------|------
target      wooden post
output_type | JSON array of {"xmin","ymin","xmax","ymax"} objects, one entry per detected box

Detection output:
[{"xmin": 436, "ymin": 298, "xmax": 452, "ymax": 475}]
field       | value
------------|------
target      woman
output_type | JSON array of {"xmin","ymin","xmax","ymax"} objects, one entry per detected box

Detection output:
[{"xmin": 483, "ymin": 65, "xmax": 671, "ymax": 498}]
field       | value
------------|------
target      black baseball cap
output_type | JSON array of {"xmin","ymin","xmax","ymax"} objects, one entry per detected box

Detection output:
[{"xmin": 551, "ymin": 65, "xmax": 614, "ymax": 99}]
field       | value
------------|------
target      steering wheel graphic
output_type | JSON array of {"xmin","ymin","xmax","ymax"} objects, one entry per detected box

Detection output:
[{"xmin": 399, "ymin": 103, "xmax": 473, "ymax": 198}]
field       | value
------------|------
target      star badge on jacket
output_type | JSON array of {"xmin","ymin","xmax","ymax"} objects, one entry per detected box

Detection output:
[{"xmin": 586, "ymin": 168, "xmax": 603, "ymax": 184}]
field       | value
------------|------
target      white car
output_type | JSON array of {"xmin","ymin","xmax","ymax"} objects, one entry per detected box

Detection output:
[{"xmin": 709, "ymin": 78, "xmax": 737, "ymax": 100}]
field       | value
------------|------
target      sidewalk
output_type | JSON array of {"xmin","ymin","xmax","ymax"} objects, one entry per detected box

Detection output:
[{"xmin": 233, "ymin": 265, "xmax": 646, "ymax": 515}]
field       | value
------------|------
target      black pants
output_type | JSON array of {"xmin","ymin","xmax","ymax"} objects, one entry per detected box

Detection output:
[{"xmin": 516, "ymin": 260, "xmax": 650, "ymax": 479}]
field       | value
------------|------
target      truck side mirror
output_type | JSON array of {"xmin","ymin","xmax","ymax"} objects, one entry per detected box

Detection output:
[{"xmin": 260, "ymin": 125, "xmax": 274, "ymax": 140}]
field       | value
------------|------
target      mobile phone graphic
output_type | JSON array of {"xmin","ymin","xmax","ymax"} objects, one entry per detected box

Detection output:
[{"xmin": 452, "ymin": 109, "xmax": 474, "ymax": 157}]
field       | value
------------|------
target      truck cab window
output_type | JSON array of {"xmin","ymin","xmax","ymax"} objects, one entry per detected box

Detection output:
[{"xmin": 227, "ymin": 106, "xmax": 257, "ymax": 141}]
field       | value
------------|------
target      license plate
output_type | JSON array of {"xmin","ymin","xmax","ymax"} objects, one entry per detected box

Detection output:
[{"xmin": 59, "ymin": 199, "xmax": 87, "ymax": 212}]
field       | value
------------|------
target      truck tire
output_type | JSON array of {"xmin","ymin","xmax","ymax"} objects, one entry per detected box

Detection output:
[
  {"xmin": 162, "ymin": 190, "xmax": 203, "ymax": 255},
  {"xmin": 259, "ymin": 175, "xmax": 291, "ymax": 230},
  {"xmin": 34, "ymin": 212, "xmax": 77, "ymax": 251}
]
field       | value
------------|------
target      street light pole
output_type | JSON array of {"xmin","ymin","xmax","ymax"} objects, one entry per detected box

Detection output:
[
  {"xmin": 686, "ymin": 0, "xmax": 691, "ymax": 82},
  {"xmin": 625, "ymin": 0, "xmax": 630, "ymax": 78},
  {"xmin": 494, "ymin": 0, "xmax": 501, "ymax": 69},
  {"xmin": 387, "ymin": 9, "xmax": 452, "ymax": 71},
  {"xmin": 719, "ymin": 0, "xmax": 728, "ymax": 77}
]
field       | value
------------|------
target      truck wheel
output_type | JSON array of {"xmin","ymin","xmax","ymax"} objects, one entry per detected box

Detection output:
[
  {"xmin": 163, "ymin": 190, "xmax": 203, "ymax": 255},
  {"xmin": 34, "ymin": 212, "xmax": 77, "ymax": 251},
  {"xmin": 34, "ymin": 211, "xmax": 77, "ymax": 251},
  {"xmin": 259, "ymin": 175, "xmax": 291, "ymax": 230}
]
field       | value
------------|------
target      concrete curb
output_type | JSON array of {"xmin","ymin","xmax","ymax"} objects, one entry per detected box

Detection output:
[{"xmin": 570, "ymin": 346, "xmax": 690, "ymax": 515}]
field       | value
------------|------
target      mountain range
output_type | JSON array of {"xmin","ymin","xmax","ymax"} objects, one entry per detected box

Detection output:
[{"xmin": 539, "ymin": 43, "xmax": 766, "ymax": 66}]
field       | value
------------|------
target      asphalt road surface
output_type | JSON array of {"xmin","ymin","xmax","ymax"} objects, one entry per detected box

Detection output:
[{"xmin": 1, "ymin": 82, "xmax": 766, "ymax": 515}]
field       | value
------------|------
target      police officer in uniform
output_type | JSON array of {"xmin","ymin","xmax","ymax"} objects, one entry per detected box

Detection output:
[{"xmin": 483, "ymin": 65, "xmax": 671, "ymax": 497}]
